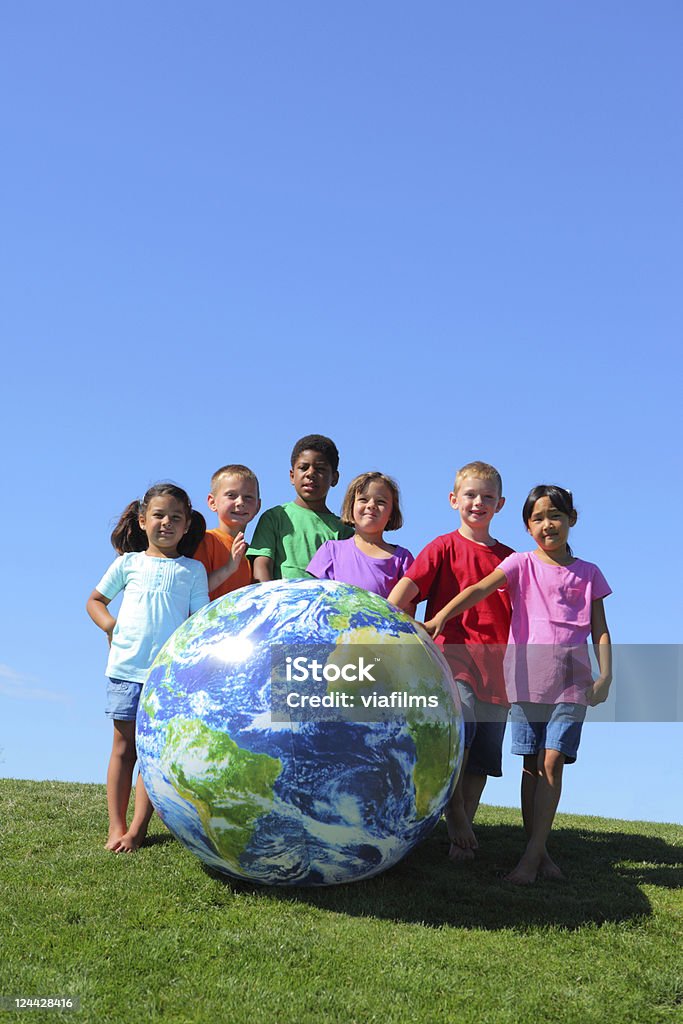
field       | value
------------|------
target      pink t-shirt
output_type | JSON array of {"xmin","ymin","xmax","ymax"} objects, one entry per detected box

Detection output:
[{"xmin": 497, "ymin": 551, "xmax": 612, "ymax": 704}]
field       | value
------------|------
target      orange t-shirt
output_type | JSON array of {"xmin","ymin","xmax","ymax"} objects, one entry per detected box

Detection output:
[{"xmin": 193, "ymin": 529, "xmax": 252, "ymax": 601}]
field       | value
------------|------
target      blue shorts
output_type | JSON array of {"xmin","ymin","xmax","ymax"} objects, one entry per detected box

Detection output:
[
  {"xmin": 105, "ymin": 678, "xmax": 143, "ymax": 721},
  {"xmin": 510, "ymin": 702, "xmax": 586, "ymax": 765},
  {"xmin": 456, "ymin": 680, "xmax": 509, "ymax": 777}
]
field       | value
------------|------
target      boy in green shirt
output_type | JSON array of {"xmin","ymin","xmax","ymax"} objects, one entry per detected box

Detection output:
[{"xmin": 249, "ymin": 434, "xmax": 353, "ymax": 581}]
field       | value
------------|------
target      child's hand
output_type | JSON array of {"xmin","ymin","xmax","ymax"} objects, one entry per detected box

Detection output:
[
  {"xmin": 220, "ymin": 533, "xmax": 247, "ymax": 580},
  {"xmin": 587, "ymin": 676, "xmax": 612, "ymax": 706},
  {"xmin": 422, "ymin": 617, "xmax": 445, "ymax": 640},
  {"xmin": 230, "ymin": 532, "xmax": 247, "ymax": 568}
]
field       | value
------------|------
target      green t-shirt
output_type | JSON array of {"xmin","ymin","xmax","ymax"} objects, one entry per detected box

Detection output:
[{"xmin": 247, "ymin": 502, "xmax": 354, "ymax": 579}]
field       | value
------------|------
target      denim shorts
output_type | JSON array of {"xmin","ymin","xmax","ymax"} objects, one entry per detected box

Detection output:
[
  {"xmin": 456, "ymin": 680, "xmax": 509, "ymax": 777},
  {"xmin": 510, "ymin": 702, "xmax": 587, "ymax": 764},
  {"xmin": 105, "ymin": 678, "xmax": 143, "ymax": 721}
]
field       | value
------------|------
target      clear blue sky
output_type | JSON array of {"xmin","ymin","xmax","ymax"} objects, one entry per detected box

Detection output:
[{"xmin": 1, "ymin": 2, "xmax": 681, "ymax": 824}]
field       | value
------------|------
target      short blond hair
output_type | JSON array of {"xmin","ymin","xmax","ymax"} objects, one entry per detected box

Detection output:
[
  {"xmin": 210, "ymin": 464, "xmax": 260, "ymax": 499},
  {"xmin": 453, "ymin": 461, "xmax": 503, "ymax": 496},
  {"xmin": 341, "ymin": 471, "xmax": 404, "ymax": 531}
]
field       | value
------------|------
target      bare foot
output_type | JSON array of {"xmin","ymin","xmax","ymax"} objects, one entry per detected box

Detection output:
[
  {"xmin": 113, "ymin": 825, "xmax": 148, "ymax": 853},
  {"xmin": 504, "ymin": 852, "xmax": 541, "ymax": 885},
  {"xmin": 444, "ymin": 806, "xmax": 479, "ymax": 853},
  {"xmin": 448, "ymin": 841, "xmax": 475, "ymax": 862},
  {"xmin": 538, "ymin": 851, "xmax": 565, "ymax": 881},
  {"xmin": 105, "ymin": 828, "xmax": 125, "ymax": 851}
]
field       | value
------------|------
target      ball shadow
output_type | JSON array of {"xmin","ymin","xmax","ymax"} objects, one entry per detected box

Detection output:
[{"xmin": 204, "ymin": 821, "xmax": 682, "ymax": 931}]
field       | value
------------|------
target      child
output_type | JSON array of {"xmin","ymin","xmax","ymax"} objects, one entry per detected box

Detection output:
[
  {"xmin": 86, "ymin": 483, "xmax": 209, "ymax": 853},
  {"xmin": 307, "ymin": 471, "xmax": 413, "ymax": 598},
  {"xmin": 193, "ymin": 464, "xmax": 261, "ymax": 601},
  {"xmin": 387, "ymin": 461, "xmax": 513, "ymax": 862},
  {"xmin": 424, "ymin": 484, "xmax": 612, "ymax": 884},
  {"xmin": 249, "ymin": 434, "xmax": 353, "ymax": 581}
]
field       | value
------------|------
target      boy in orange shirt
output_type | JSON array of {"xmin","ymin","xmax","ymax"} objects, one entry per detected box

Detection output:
[{"xmin": 193, "ymin": 464, "xmax": 261, "ymax": 600}]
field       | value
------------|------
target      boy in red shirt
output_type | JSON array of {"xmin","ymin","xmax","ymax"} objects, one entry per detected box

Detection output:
[
  {"xmin": 193, "ymin": 464, "xmax": 261, "ymax": 601},
  {"xmin": 388, "ymin": 461, "xmax": 512, "ymax": 861}
]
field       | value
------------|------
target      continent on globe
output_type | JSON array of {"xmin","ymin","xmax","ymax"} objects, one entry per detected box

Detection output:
[{"xmin": 137, "ymin": 579, "xmax": 464, "ymax": 886}]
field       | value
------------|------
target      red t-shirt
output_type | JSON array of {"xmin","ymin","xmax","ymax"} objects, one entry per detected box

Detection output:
[{"xmin": 406, "ymin": 530, "xmax": 514, "ymax": 704}]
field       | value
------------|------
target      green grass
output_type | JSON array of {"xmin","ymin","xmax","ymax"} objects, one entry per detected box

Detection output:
[{"xmin": 1, "ymin": 779, "xmax": 681, "ymax": 1023}]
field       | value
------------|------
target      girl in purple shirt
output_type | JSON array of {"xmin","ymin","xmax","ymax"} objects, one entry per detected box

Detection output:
[
  {"xmin": 307, "ymin": 471, "xmax": 413, "ymax": 599},
  {"xmin": 424, "ymin": 485, "xmax": 612, "ymax": 885}
]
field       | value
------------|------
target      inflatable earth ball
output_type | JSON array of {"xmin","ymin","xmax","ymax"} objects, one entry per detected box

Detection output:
[{"xmin": 137, "ymin": 579, "xmax": 463, "ymax": 886}]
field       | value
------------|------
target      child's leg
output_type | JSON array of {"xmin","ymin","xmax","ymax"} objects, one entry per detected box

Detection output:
[
  {"xmin": 462, "ymin": 703, "xmax": 508, "ymax": 824},
  {"xmin": 520, "ymin": 752, "xmax": 539, "ymax": 837},
  {"xmin": 106, "ymin": 720, "xmax": 137, "ymax": 850},
  {"xmin": 116, "ymin": 773, "xmax": 154, "ymax": 853},
  {"xmin": 445, "ymin": 747, "xmax": 478, "ymax": 859},
  {"xmin": 462, "ymin": 771, "xmax": 488, "ymax": 823},
  {"xmin": 445, "ymin": 680, "xmax": 478, "ymax": 859},
  {"xmin": 507, "ymin": 701, "xmax": 585, "ymax": 884},
  {"xmin": 506, "ymin": 748, "xmax": 566, "ymax": 885},
  {"xmin": 519, "ymin": 752, "xmax": 564, "ymax": 880}
]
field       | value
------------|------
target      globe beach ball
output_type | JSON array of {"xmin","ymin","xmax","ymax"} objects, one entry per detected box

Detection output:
[{"xmin": 137, "ymin": 579, "xmax": 463, "ymax": 886}]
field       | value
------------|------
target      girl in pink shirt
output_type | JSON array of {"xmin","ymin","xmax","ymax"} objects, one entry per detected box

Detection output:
[{"xmin": 424, "ymin": 485, "xmax": 612, "ymax": 885}]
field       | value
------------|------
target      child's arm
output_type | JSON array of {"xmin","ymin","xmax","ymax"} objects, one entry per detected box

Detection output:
[
  {"xmin": 387, "ymin": 577, "xmax": 419, "ymax": 610},
  {"xmin": 86, "ymin": 590, "xmax": 116, "ymax": 645},
  {"xmin": 252, "ymin": 556, "xmax": 274, "ymax": 582},
  {"xmin": 207, "ymin": 533, "xmax": 248, "ymax": 592},
  {"xmin": 386, "ymin": 577, "xmax": 418, "ymax": 618},
  {"xmin": 422, "ymin": 568, "xmax": 507, "ymax": 638},
  {"xmin": 248, "ymin": 509, "xmax": 276, "ymax": 582},
  {"xmin": 586, "ymin": 598, "xmax": 612, "ymax": 706}
]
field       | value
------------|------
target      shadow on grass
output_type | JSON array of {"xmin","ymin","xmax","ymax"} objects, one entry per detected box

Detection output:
[
  {"xmin": 141, "ymin": 832, "xmax": 176, "ymax": 849},
  {"xmin": 205, "ymin": 821, "xmax": 683, "ymax": 931}
]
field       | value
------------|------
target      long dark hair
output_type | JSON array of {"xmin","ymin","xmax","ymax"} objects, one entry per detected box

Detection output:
[
  {"xmin": 522, "ymin": 484, "xmax": 577, "ymax": 556},
  {"xmin": 111, "ymin": 482, "xmax": 206, "ymax": 556}
]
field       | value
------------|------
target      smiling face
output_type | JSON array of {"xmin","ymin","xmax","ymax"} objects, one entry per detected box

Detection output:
[
  {"xmin": 290, "ymin": 449, "xmax": 338, "ymax": 510},
  {"xmin": 208, "ymin": 473, "xmax": 261, "ymax": 536},
  {"xmin": 352, "ymin": 479, "xmax": 394, "ymax": 538},
  {"xmin": 527, "ymin": 495, "xmax": 577, "ymax": 558},
  {"xmin": 139, "ymin": 495, "xmax": 190, "ymax": 557},
  {"xmin": 450, "ymin": 475, "xmax": 504, "ymax": 536}
]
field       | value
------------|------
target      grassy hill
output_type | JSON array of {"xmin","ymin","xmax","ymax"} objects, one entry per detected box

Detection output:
[{"xmin": 1, "ymin": 778, "xmax": 681, "ymax": 1023}]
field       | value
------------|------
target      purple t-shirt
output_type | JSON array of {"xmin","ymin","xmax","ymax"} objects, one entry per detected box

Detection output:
[
  {"xmin": 307, "ymin": 537, "xmax": 414, "ymax": 599},
  {"xmin": 497, "ymin": 551, "xmax": 612, "ymax": 705}
]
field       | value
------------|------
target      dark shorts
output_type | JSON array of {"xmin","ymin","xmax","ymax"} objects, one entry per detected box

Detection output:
[
  {"xmin": 456, "ymin": 680, "xmax": 509, "ymax": 777},
  {"xmin": 510, "ymin": 702, "xmax": 586, "ymax": 764},
  {"xmin": 105, "ymin": 678, "xmax": 143, "ymax": 721}
]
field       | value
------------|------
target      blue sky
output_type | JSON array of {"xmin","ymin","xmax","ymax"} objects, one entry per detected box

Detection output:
[{"xmin": 1, "ymin": 3, "xmax": 681, "ymax": 825}]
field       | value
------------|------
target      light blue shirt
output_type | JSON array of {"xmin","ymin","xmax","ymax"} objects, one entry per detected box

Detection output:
[{"xmin": 97, "ymin": 552, "xmax": 209, "ymax": 683}]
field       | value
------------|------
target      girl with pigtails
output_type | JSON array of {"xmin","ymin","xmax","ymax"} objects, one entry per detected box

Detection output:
[{"xmin": 87, "ymin": 483, "xmax": 208, "ymax": 852}]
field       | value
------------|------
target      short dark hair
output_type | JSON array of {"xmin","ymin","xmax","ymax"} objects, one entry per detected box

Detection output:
[
  {"xmin": 110, "ymin": 482, "xmax": 206, "ymax": 557},
  {"xmin": 341, "ymin": 472, "xmax": 404, "ymax": 531},
  {"xmin": 290, "ymin": 434, "xmax": 340, "ymax": 473}
]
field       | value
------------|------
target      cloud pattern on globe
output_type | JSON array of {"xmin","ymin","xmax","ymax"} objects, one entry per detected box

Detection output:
[{"xmin": 137, "ymin": 579, "xmax": 464, "ymax": 886}]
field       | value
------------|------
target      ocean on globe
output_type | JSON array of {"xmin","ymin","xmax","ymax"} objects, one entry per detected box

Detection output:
[{"xmin": 137, "ymin": 579, "xmax": 464, "ymax": 886}]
